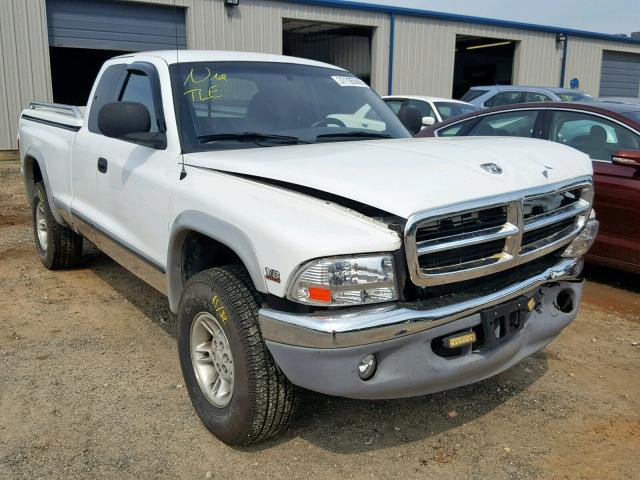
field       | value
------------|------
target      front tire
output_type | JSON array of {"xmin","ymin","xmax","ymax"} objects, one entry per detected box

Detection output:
[
  {"xmin": 177, "ymin": 266, "xmax": 296, "ymax": 445},
  {"xmin": 32, "ymin": 182, "xmax": 83, "ymax": 269}
]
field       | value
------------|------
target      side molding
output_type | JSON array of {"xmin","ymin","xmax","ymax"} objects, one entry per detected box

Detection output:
[{"xmin": 167, "ymin": 210, "xmax": 267, "ymax": 312}]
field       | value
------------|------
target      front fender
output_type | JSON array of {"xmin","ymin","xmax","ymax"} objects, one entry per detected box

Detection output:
[{"xmin": 166, "ymin": 210, "xmax": 267, "ymax": 312}]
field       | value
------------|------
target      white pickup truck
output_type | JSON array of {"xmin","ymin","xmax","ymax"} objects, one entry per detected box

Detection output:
[{"xmin": 18, "ymin": 50, "xmax": 599, "ymax": 445}]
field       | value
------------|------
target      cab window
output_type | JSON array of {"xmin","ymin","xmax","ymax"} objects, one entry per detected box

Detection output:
[
  {"xmin": 88, "ymin": 64, "xmax": 126, "ymax": 134},
  {"xmin": 119, "ymin": 71, "xmax": 159, "ymax": 133},
  {"xmin": 549, "ymin": 111, "xmax": 640, "ymax": 161}
]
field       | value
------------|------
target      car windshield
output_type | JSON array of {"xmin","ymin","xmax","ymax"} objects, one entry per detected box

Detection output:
[
  {"xmin": 434, "ymin": 102, "xmax": 479, "ymax": 120},
  {"xmin": 556, "ymin": 92, "xmax": 594, "ymax": 102},
  {"xmin": 171, "ymin": 61, "xmax": 410, "ymax": 152},
  {"xmin": 460, "ymin": 89, "xmax": 488, "ymax": 102}
]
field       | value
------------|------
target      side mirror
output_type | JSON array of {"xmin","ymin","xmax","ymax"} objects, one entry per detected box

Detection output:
[
  {"xmin": 98, "ymin": 101, "xmax": 151, "ymax": 139},
  {"xmin": 397, "ymin": 106, "xmax": 423, "ymax": 135},
  {"xmin": 611, "ymin": 149, "xmax": 640, "ymax": 169},
  {"xmin": 422, "ymin": 116, "xmax": 436, "ymax": 127}
]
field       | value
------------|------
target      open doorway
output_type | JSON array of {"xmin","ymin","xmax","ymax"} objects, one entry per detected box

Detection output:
[
  {"xmin": 283, "ymin": 19, "xmax": 373, "ymax": 85},
  {"xmin": 452, "ymin": 35, "xmax": 516, "ymax": 99},
  {"xmin": 49, "ymin": 47, "xmax": 131, "ymax": 105}
]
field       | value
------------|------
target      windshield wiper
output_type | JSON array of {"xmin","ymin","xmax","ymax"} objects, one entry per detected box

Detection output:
[
  {"xmin": 197, "ymin": 132, "xmax": 310, "ymax": 145},
  {"xmin": 316, "ymin": 131, "xmax": 393, "ymax": 140}
]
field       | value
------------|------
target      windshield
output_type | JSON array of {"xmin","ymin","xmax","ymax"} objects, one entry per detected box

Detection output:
[
  {"xmin": 434, "ymin": 102, "xmax": 479, "ymax": 120},
  {"xmin": 460, "ymin": 89, "xmax": 488, "ymax": 102},
  {"xmin": 556, "ymin": 92, "xmax": 594, "ymax": 102},
  {"xmin": 171, "ymin": 61, "xmax": 410, "ymax": 152}
]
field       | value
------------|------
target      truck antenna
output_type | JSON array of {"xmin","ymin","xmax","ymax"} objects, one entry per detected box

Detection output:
[{"xmin": 174, "ymin": 0, "xmax": 187, "ymax": 180}]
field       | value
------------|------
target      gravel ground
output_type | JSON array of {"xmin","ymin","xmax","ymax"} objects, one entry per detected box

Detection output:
[{"xmin": 1, "ymin": 158, "xmax": 639, "ymax": 480}]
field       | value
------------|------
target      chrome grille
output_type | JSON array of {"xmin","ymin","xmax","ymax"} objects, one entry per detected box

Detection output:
[{"xmin": 405, "ymin": 179, "xmax": 593, "ymax": 287}]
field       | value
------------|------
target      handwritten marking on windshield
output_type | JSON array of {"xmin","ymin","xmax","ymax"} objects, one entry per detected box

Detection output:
[
  {"xmin": 183, "ymin": 67, "xmax": 228, "ymax": 101},
  {"xmin": 184, "ymin": 86, "xmax": 223, "ymax": 102},
  {"xmin": 183, "ymin": 68, "xmax": 227, "ymax": 85}
]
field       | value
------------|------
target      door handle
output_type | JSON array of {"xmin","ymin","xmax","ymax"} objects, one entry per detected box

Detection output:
[{"xmin": 97, "ymin": 157, "xmax": 108, "ymax": 174}]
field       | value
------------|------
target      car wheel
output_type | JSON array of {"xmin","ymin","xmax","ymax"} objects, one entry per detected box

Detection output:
[
  {"xmin": 32, "ymin": 182, "xmax": 83, "ymax": 269},
  {"xmin": 177, "ymin": 265, "xmax": 297, "ymax": 445}
]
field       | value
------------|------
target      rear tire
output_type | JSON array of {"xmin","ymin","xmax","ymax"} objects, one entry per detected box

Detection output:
[
  {"xmin": 177, "ymin": 265, "xmax": 297, "ymax": 445},
  {"xmin": 32, "ymin": 182, "xmax": 83, "ymax": 270}
]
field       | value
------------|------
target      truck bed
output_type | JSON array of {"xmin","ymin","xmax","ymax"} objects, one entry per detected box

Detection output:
[{"xmin": 21, "ymin": 102, "xmax": 84, "ymax": 131}]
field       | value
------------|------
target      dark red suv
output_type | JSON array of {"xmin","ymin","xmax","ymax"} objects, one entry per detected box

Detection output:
[{"xmin": 418, "ymin": 101, "xmax": 640, "ymax": 273}]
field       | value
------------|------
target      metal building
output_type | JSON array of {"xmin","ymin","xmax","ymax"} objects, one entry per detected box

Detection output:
[{"xmin": 1, "ymin": 0, "xmax": 640, "ymax": 150}]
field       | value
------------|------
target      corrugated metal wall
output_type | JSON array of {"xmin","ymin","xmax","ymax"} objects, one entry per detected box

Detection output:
[
  {"xmin": 178, "ymin": 0, "xmax": 389, "ymax": 92},
  {"xmin": 285, "ymin": 33, "xmax": 372, "ymax": 78},
  {"xmin": 392, "ymin": 15, "xmax": 562, "ymax": 97},
  {"xmin": 564, "ymin": 37, "xmax": 640, "ymax": 95},
  {"xmin": 0, "ymin": 0, "xmax": 52, "ymax": 150},
  {"xmin": 2, "ymin": 0, "xmax": 640, "ymax": 150}
]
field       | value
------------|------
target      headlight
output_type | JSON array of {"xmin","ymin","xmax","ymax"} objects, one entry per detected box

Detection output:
[
  {"xmin": 562, "ymin": 209, "xmax": 599, "ymax": 258},
  {"xmin": 287, "ymin": 254, "xmax": 398, "ymax": 306}
]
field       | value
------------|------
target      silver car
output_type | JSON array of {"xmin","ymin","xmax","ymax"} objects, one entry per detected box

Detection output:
[{"xmin": 462, "ymin": 85, "xmax": 593, "ymax": 108}]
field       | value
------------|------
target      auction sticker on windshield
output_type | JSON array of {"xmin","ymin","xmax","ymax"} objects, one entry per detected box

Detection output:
[{"xmin": 331, "ymin": 76, "xmax": 368, "ymax": 87}]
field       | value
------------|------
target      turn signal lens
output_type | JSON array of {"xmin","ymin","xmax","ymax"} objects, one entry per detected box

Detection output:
[{"xmin": 308, "ymin": 287, "xmax": 331, "ymax": 302}]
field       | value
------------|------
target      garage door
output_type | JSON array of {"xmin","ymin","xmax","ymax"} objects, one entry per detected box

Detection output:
[
  {"xmin": 599, "ymin": 50, "xmax": 640, "ymax": 97},
  {"xmin": 46, "ymin": 0, "xmax": 186, "ymax": 51}
]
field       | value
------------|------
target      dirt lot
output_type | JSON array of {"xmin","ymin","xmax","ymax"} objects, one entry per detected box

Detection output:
[{"xmin": 1, "ymin": 157, "xmax": 639, "ymax": 480}]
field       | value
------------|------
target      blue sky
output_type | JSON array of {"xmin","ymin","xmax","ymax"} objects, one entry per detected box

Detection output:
[{"xmin": 350, "ymin": 0, "xmax": 640, "ymax": 35}]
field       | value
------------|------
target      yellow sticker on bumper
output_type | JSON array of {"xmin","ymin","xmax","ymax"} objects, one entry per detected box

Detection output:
[{"xmin": 445, "ymin": 332, "xmax": 477, "ymax": 349}]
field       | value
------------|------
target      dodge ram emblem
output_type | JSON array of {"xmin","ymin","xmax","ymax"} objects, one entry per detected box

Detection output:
[{"xmin": 480, "ymin": 163, "xmax": 502, "ymax": 174}]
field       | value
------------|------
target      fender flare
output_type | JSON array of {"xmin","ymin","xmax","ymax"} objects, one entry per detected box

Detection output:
[
  {"xmin": 166, "ymin": 210, "xmax": 267, "ymax": 312},
  {"xmin": 22, "ymin": 147, "xmax": 65, "ymax": 225}
]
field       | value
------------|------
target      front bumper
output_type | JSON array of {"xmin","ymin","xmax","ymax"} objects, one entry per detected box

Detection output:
[{"xmin": 259, "ymin": 257, "xmax": 584, "ymax": 399}]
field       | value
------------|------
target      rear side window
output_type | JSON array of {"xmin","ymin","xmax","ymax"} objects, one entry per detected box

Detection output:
[
  {"xmin": 437, "ymin": 120, "xmax": 474, "ymax": 137},
  {"xmin": 523, "ymin": 92, "xmax": 554, "ymax": 103},
  {"xmin": 484, "ymin": 91, "xmax": 526, "ymax": 107},
  {"xmin": 119, "ymin": 71, "xmax": 159, "ymax": 132},
  {"xmin": 384, "ymin": 99, "xmax": 435, "ymax": 118},
  {"xmin": 384, "ymin": 99, "xmax": 404, "ymax": 114},
  {"xmin": 468, "ymin": 111, "xmax": 539, "ymax": 137},
  {"xmin": 557, "ymin": 92, "xmax": 594, "ymax": 102},
  {"xmin": 549, "ymin": 111, "xmax": 640, "ymax": 161},
  {"xmin": 460, "ymin": 89, "xmax": 488, "ymax": 102},
  {"xmin": 405, "ymin": 99, "xmax": 435, "ymax": 118},
  {"xmin": 88, "ymin": 64, "xmax": 126, "ymax": 133},
  {"xmin": 434, "ymin": 102, "xmax": 479, "ymax": 120}
]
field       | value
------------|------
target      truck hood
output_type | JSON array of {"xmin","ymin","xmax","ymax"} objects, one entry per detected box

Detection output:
[{"xmin": 184, "ymin": 137, "xmax": 593, "ymax": 219}]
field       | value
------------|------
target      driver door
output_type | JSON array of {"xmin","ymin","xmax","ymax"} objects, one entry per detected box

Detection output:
[{"xmin": 73, "ymin": 60, "xmax": 179, "ymax": 288}]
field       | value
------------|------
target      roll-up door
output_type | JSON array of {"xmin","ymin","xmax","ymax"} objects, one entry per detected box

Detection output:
[
  {"xmin": 599, "ymin": 50, "xmax": 640, "ymax": 98},
  {"xmin": 46, "ymin": 0, "xmax": 186, "ymax": 51}
]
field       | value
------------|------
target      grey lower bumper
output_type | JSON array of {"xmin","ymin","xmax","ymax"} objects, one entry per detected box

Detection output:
[{"xmin": 259, "ymin": 258, "xmax": 584, "ymax": 399}]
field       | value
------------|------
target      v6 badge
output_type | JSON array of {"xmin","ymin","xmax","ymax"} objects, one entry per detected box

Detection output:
[{"xmin": 265, "ymin": 267, "xmax": 281, "ymax": 283}]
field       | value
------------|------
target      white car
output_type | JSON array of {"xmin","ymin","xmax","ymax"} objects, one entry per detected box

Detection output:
[
  {"xmin": 18, "ymin": 50, "xmax": 597, "ymax": 445},
  {"xmin": 383, "ymin": 95, "xmax": 479, "ymax": 129}
]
